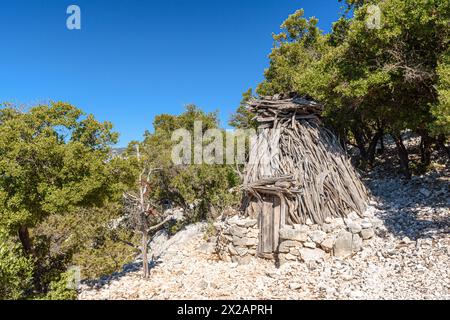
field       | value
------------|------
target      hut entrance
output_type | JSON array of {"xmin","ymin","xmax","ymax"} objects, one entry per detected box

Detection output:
[{"xmin": 258, "ymin": 196, "xmax": 282, "ymax": 257}]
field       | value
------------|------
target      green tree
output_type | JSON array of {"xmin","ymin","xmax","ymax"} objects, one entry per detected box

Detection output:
[
  {"xmin": 333, "ymin": 0, "xmax": 449, "ymax": 173},
  {"xmin": 229, "ymin": 88, "xmax": 257, "ymax": 130},
  {"xmin": 253, "ymin": 1, "xmax": 450, "ymax": 176},
  {"xmin": 432, "ymin": 49, "xmax": 450, "ymax": 136},
  {"xmin": 0, "ymin": 102, "xmax": 125, "ymax": 296},
  {"xmin": 33, "ymin": 204, "xmax": 137, "ymax": 282},
  {"xmin": 137, "ymin": 105, "xmax": 241, "ymax": 221},
  {"xmin": 257, "ymin": 9, "xmax": 328, "ymax": 97}
]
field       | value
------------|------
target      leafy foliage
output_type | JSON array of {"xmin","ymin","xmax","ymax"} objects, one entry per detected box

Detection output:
[
  {"xmin": 0, "ymin": 102, "xmax": 134, "ymax": 299},
  {"xmin": 432, "ymin": 49, "xmax": 450, "ymax": 135},
  {"xmin": 34, "ymin": 205, "xmax": 137, "ymax": 281},
  {"xmin": 229, "ymin": 89, "xmax": 257, "ymax": 130},
  {"xmin": 0, "ymin": 229, "xmax": 34, "ymax": 300},
  {"xmin": 138, "ymin": 105, "xmax": 241, "ymax": 221},
  {"xmin": 0, "ymin": 102, "xmax": 120, "ymax": 234},
  {"xmin": 35, "ymin": 271, "xmax": 78, "ymax": 300},
  {"xmin": 251, "ymin": 0, "xmax": 450, "ymax": 174}
]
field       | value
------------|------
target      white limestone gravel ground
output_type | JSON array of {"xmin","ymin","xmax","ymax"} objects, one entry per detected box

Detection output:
[
  {"xmin": 79, "ymin": 140, "xmax": 450, "ymax": 300},
  {"xmin": 78, "ymin": 222, "xmax": 449, "ymax": 300}
]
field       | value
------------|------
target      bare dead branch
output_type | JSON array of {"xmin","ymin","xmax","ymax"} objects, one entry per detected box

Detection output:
[{"xmin": 146, "ymin": 215, "xmax": 174, "ymax": 233}]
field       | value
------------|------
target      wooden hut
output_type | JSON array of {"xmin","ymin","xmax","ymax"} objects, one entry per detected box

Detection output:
[{"xmin": 241, "ymin": 94, "xmax": 369, "ymax": 257}]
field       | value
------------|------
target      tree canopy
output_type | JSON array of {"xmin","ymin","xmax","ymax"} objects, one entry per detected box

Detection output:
[
  {"xmin": 233, "ymin": 0, "xmax": 450, "ymax": 175},
  {"xmin": 0, "ymin": 102, "xmax": 133, "ymax": 298}
]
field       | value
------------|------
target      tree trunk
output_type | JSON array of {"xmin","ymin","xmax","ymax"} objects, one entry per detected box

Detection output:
[
  {"xmin": 18, "ymin": 225, "xmax": 33, "ymax": 255},
  {"xmin": 420, "ymin": 136, "xmax": 431, "ymax": 167},
  {"xmin": 354, "ymin": 130, "xmax": 368, "ymax": 160},
  {"xmin": 136, "ymin": 144, "xmax": 151, "ymax": 279},
  {"xmin": 393, "ymin": 133, "xmax": 411, "ymax": 179},
  {"xmin": 351, "ymin": 126, "xmax": 368, "ymax": 167},
  {"xmin": 367, "ymin": 129, "xmax": 383, "ymax": 167},
  {"xmin": 436, "ymin": 134, "xmax": 450, "ymax": 159},
  {"xmin": 377, "ymin": 129, "xmax": 385, "ymax": 155},
  {"xmin": 142, "ymin": 231, "xmax": 149, "ymax": 279},
  {"xmin": 419, "ymin": 132, "xmax": 432, "ymax": 167}
]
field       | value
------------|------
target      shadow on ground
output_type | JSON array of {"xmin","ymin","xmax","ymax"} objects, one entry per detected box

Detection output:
[
  {"xmin": 362, "ymin": 136, "xmax": 449, "ymax": 241},
  {"xmin": 80, "ymin": 258, "xmax": 162, "ymax": 290}
]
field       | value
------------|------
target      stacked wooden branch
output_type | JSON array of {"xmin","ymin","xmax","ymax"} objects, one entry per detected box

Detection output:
[
  {"xmin": 242, "ymin": 95, "xmax": 368, "ymax": 225},
  {"xmin": 247, "ymin": 94, "xmax": 323, "ymax": 129}
]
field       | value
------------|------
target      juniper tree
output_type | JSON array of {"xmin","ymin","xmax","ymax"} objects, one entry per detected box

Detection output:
[
  {"xmin": 253, "ymin": 0, "xmax": 450, "ymax": 175},
  {"xmin": 0, "ymin": 102, "xmax": 122, "ymax": 291}
]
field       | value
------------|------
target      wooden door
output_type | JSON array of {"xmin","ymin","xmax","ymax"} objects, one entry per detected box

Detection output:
[{"xmin": 258, "ymin": 196, "xmax": 281, "ymax": 257}]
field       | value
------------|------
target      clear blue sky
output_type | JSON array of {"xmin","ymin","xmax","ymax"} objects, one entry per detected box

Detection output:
[{"xmin": 1, "ymin": 0, "xmax": 345, "ymax": 147}]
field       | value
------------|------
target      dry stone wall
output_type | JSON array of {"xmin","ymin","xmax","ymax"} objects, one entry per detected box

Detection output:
[
  {"xmin": 215, "ymin": 215, "xmax": 259, "ymax": 265},
  {"xmin": 216, "ymin": 208, "xmax": 382, "ymax": 265}
]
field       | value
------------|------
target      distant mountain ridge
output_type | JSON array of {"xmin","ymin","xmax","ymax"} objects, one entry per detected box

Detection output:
[{"xmin": 111, "ymin": 147, "xmax": 127, "ymax": 157}]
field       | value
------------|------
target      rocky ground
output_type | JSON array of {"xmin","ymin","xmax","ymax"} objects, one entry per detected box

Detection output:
[{"xmin": 79, "ymin": 138, "xmax": 449, "ymax": 300}]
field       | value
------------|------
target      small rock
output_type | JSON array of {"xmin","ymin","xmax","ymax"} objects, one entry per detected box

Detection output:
[
  {"xmin": 279, "ymin": 228, "xmax": 308, "ymax": 242},
  {"xmin": 278, "ymin": 240, "xmax": 302, "ymax": 253},
  {"xmin": 284, "ymin": 253, "xmax": 298, "ymax": 261},
  {"xmin": 360, "ymin": 228, "xmax": 375, "ymax": 240},
  {"xmin": 244, "ymin": 219, "xmax": 258, "ymax": 228},
  {"xmin": 233, "ymin": 236, "xmax": 257, "ymax": 247},
  {"xmin": 235, "ymin": 246, "xmax": 249, "ymax": 256},
  {"xmin": 324, "ymin": 217, "xmax": 333, "ymax": 224},
  {"xmin": 289, "ymin": 283, "xmax": 302, "ymax": 290},
  {"xmin": 236, "ymin": 219, "xmax": 257, "ymax": 228},
  {"xmin": 370, "ymin": 218, "xmax": 383, "ymax": 229},
  {"xmin": 309, "ymin": 230, "xmax": 327, "ymax": 244},
  {"xmin": 304, "ymin": 241, "xmax": 317, "ymax": 249},
  {"xmin": 266, "ymin": 270, "xmax": 281, "ymax": 278},
  {"xmin": 222, "ymin": 234, "xmax": 233, "ymax": 242},
  {"xmin": 361, "ymin": 221, "xmax": 373, "ymax": 229},
  {"xmin": 220, "ymin": 252, "xmax": 232, "ymax": 262},
  {"xmin": 293, "ymin": 224, "xmax": 310, "ymax": 232},
  {"xmin": 210, "ymin": 282, "xmax": 220, "ymax": 289},
  {"xmin": 232, "ymin": 255, "xmax": 252, "ymax": 265},
  {"xmin": 401, "ymin": 236, "xmax": 412, "ymax": 244},
  {"xmin": 229, "ymin": 225, "xmax": 247, "ymax": 238},
  {"xmin": 299, "ymin": 248, "xmax": 325, "ymax": 263},
  {"xmin": 348, "ymin": 222, "xmax": 362, "ymax": 234},
  {"xmin": 247, "ymin": 228, "xmax": 259, "ymax": 238},
  {"xmin": 352, "ymin": 234, "xmax": 363, "ymax": 252},
  {"xmin": 320, "ymin": 236, "xmax": 335, "ymax": 253},
  {"xmin": 199, "ymin": 280, "xmax": 209, "ymax": 290},
  {"xmin": 227, "ymin": 215, "xmax": 240, "ymax": 224},
  {"xmin": 199, "ymin": 242, "xmax": 216, "ymax": 254},
  {"xmin": 227, "ymin": 244, "xmax": 238, "ymax": 255},
  {"xmin": 334, "ymin": 219, "xmax": 346, "ymax": 227},
  {"xmin": 306, "ymin": 218, "xmax": 313, "ymax": 226},
  {"xmin": 363, "ymin": 210, "xmax": 374, "ymax": 218},
  {"xmin": 321, "ymin": 223, "xmax": 333, "ymax": 233},
  {"xmin": 289, "ymin": 247, "xmax": 300, "ymax": 256},
  {"xmin": 277, "ymin": 245, "xmax": 290, "ymax": 254},
  {"xmin": 419, "ymin": 188, "xmax": 431, "ymax": 197},
  {"xmin": 333, "ymin": 231, "xmax": 357, "ymax": 258},
  {"xmin": 348, "ymin": 211, "xmax": 360, "ymax": 220}
]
